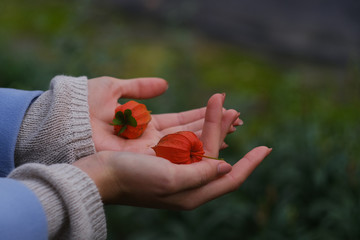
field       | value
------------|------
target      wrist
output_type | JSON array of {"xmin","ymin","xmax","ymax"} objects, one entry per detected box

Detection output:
[{"xmin": 73, "ymin": 152, "xmax": 115, "ymax": 204}]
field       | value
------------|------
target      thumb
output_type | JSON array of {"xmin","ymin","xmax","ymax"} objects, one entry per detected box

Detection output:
[
  {"xmin": 171, "ymin": 159, "xmax": 232, "ymax": 192},
  {"xmin": 115, "ymin": 77, "xmax": 168, "ymax": 99}
]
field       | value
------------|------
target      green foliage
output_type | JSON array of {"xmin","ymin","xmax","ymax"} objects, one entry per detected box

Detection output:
[{"xmin": 1, "ymin": 0, "xmax": 359, "ymax": 239}]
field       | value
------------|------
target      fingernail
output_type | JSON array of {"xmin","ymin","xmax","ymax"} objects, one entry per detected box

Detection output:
[
  {"xmin": 217, "ymin": 162, "xmax": 232, "ymax": 175},
  {"xmin": 233, "ymin": 112, "xmax": 241, "ymax": 122}
]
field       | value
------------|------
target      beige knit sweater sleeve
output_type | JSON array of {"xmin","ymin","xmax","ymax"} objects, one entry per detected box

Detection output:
[
  {"xmin": 15, "ymin": 75, "xmax": 96, "ymax": 166},
  {"xmin": 9, "ymin": 163, "xmax": 106, "ymax": 239},
  {"xmin": 10, "ymin": 75, "xmax": 106, "ymax": 239}
]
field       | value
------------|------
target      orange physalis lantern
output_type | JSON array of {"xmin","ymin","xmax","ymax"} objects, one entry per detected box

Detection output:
[
  {"xmin": 152, "ymin": 131, "xmax": 221, "ymax": 164},
  {"xmin": 111, "ymin": 100, "xmax": 151, "ymax": 139}
]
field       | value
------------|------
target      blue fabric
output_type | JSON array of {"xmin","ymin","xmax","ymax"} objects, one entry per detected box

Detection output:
[
  {"xmin": 0, "ymin": 88, "xmax": 43, "ymax": 177},
  {"xmin": 0, "ymin": 178, "xmax": 48, "ymax": 240},
  {"xmin": 0, "ymin": 88, "xmax": 47, "ymax": 239}
]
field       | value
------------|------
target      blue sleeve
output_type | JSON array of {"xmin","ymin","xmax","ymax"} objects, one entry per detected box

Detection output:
[
  {"xmin": 0, "ymin": 178, "xmax": 48, "ymax": 240},
  {"xmin": 0, "ymin": 88, "xmax": 43, "ymax": 177},
  {"xmin": 0, "ymin": 88, "xmax": 47, "ymax": 239}
]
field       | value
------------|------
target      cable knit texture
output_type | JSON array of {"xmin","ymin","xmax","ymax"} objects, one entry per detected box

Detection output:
[
  {"xmin": 15, "ymin": 75, "xmax": 96, "ymax": 167},
  {"xmin": 9, "ymin": 163, "xmax": 106, "ymax": 240}
]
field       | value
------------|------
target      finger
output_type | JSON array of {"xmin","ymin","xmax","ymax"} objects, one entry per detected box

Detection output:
[
  {"xmin": 229, "ymin": 146, "xmax": 272, "ymax": 183},
  {"xmin": 200, "ymin": 93, "xmax": 225, "ymax": 157},
  {"xmin": 233, "ymin": 117, "xmax": 244, "ymax": 126},
  {"xmin": 170, "ymin": 159, "xmax": 233, "ymax": 193},
  {"xmin": 220, "ymin": 142, "xmax": 229, "ymax": 149},
  {"xmin": 165, "ymin": 146, "xmax": 272, "ymax": 209},
  {"xmin": 220, "ymin": 109, "xmax": 239, "ymax": 146},
  {"xmin": 112, "ymin": 152, "xmax": 232, "ymax": 195},
  {"xmin": 153, "ymin": 106, "xmax": 231, "ymax": 131},
  {"xmin": 153, "ymin": 107, "xmax": 206, "ymax": 131},
  {"xmin": 228, "ymin": 117, "xmax": 244, "ymax": 132},
  {"xmin": 228, "ymin": 126, "xmax": 237, "ymax": 134},
  {"xmin": 113, "ymin": 77, "xmax": 168, "ymax": 99}
]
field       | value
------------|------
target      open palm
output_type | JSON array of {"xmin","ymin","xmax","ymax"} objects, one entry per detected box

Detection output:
[
  {"xmin": 74, "ymin": 92, "xmax": 271, "ymax": 208},
  {"xmin": 88, "ymin": 77, "xmax": 241, "ymax": 155}
]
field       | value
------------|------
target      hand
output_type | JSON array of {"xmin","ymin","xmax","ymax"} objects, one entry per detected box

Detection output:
[
  {"xmin": 87, "ymin": 77, "xmax": 242, "ymax": 155},
  {"xmin": 74, "ymin": 94, "xmax": 271, "ymax": 208}
]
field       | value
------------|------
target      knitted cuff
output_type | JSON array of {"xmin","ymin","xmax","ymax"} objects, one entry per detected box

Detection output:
[
  {"xmin": 15, "ymin": 75, "xmax": 96, "ymax": 167},
  {"xmin": 9, "ymin": 163, "xmax": 106, "ymax": 240}
]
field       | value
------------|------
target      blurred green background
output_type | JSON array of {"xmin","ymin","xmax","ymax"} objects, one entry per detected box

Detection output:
[{"xmin": 1, "ymin": 0, "xmax": 360, "ymax": 239}]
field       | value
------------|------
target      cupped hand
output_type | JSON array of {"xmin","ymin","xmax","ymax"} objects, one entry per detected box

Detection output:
[
  {"xmin": 74, "ymin": 93, "xmax": 271, "ymax": 208},
  {"xmin": 87, "ymin": 77, "xmax": 242, "ymax": 155}
]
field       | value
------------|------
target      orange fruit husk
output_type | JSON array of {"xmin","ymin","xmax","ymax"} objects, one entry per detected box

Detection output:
[
  {"xmin": 152, "ymin": 131, "xmax": 213, "ymax": 164},
  {"xmin": 113, "ymin": 100, "xmax": 151, "ymax": 139}
]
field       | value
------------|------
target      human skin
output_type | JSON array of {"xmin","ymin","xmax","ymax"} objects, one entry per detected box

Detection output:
[
  {"xmin": 74, "ymin": 93, "xmax": 271, "ymax": 208},
  {"xmin": 87, "ymin": 77, "xmax": 242, "ymax": 155}
]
